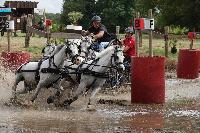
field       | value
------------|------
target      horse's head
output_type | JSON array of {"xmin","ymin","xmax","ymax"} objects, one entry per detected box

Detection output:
[
  {"xmin": 73, "ymin": 36, "xmax": 93, "ymax": 65},
  {"xmin": 112, "ymin": 45, "xmax": 125, "ymax": 71},
  {"xmin": 80, "ymin": 36, "xmax": 92, "ymax": 53},
  {"xmin": 65, "ymin": 42, "xmax": 79, "ymax": 63},
  {"xmin": 66, "ymin": 42, "xmax": 79, "ymax": 57},
  {"xmin": 42, "ymin": 44, "xmax": 57, "ymax": 57}
]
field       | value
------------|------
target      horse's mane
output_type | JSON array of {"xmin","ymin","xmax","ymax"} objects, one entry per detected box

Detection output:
[
  {"xmin": 95, "ymin": 45, "xmax": 114, "ymax": 59},
  {"xmin": 51, "ymin": 45, "xmax": 64, "ymax": 55}
]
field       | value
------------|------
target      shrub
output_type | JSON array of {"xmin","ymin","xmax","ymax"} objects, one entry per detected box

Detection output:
[
  {"xmin": 68, "ymin": 11, "xmax": 83, "ymax": 25},
  {"xmin": 169, "ymin": 25, "xmax": 189, "ymax": 35}
]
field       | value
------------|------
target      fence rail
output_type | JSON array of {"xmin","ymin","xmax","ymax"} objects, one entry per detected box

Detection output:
[{"xmin": 26, "ymin": 26, "xmax": 81, "ymax": 39}]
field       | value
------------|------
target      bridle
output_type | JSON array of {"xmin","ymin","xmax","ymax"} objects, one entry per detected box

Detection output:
[
  {"xmin": 111, "ymin": 46, "xmax": 124, "ymax": 70},
  {"xmin": 42, "ymin": 44, "xmax": 56, "ymax": 58},
  {"xmin": 78, "ymin": 37, "xmax": 93, "ymax": 60},
  {"xmin": 66, "ymin": 42, "xmax": 79, "ymax": 64}
]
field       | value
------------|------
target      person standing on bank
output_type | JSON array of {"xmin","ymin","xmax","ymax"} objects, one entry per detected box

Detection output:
[
  {"xmin": 121, "ymin": 27, "xmax": 136, "ymax": 70},
  {"xmin": 82, "ymin": 15, "xmax": 111, "ymax": 52}
]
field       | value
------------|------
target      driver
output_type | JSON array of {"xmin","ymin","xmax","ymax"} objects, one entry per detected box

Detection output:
[{"xmin": 81, "ymin": 15, "xmax": 111, "ymax": 52}]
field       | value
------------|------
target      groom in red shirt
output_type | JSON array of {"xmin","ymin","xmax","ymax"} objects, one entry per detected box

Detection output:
[{"xmin": 121, "ymin": 27, "xmax": 136, "ymax": 68}]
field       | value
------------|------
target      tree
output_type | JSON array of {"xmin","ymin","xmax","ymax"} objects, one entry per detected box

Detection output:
[
  {"xmin": 68, "ymin": 11, "xmax": 83, "ymax": 25},
  {"xmin": 135, "ymin": 0, "xmax": 200, "ymax": 30},
  {"xmin": 95, "ymin": 0, "xmax": 135, "ymax": 32},
  {"xmin": 61, "ymin": 0, "xmax": 96, "ymax": 28}
]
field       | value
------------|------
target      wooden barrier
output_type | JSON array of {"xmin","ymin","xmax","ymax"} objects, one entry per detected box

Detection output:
[
  {"xmin": 51, "ymin": 32, "xmax": 81, "ymax": 39},
  {"xmin": 26, "ymin": 26, "xmax": 47, "ymax": 37},
  {"xmin": 25, "ymin": 26, "xmax": 82, "ymax": 47}
]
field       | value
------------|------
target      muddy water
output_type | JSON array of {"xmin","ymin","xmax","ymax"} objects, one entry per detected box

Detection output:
[{"xmin": 0, "ymin": 66, "xmax": 199, "ymax": 133}]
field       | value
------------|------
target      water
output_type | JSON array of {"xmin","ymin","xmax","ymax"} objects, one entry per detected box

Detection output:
[{"xmin": 0, "ymin": 65, "xmax": 199, "ymax": 132}]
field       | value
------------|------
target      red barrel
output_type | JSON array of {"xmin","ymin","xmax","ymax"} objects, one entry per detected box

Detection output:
[
  {"xmin": 131, "ymin": 56, "xmax": 165, "ymax": 104},
  {"xmin": 177, "ymin": 49, "xmax": 200, "ymax": 79},
  {"xmin": 1, "ymin": 51, "xmax": 30, "ymax": 70}
]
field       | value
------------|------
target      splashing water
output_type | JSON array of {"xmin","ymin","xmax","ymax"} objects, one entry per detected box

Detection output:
[{"xmin": 0, "ymin": 65, "xmax": 14, "ymax": 104}]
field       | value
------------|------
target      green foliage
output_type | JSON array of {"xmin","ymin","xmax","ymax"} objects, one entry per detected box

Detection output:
[
  {"xmin": 135, "ymin": 0, "xmax": 200, "ymax": 30},
  {"xmin": 61, "ymin": 0, "xmax": 135, "ymax": 32},
  {"xmin": 61, "ymin": 0, "xmax": 95, "ymax": 28},
  {"xmin": 51, "ymin": 23, "xmax": 60, "ymax": 32},
  {"xmin": 96, "ymin": 0, "xmax": 135, "ymax": 32},
  {"xmin": 34, "ymin": 13, "xmax": 61, "ymax": 26},
  {"xmin": 169, "ymin": 38, "xmax": 183, "ymax": 54},
  {"xmin": 45, "ymin": 13, "xmax": 61, "ymax": 24},
  {"xmin": 68, "ymin": 11, "xmax": 83, "ymax": 25},
  {"xmin": 169, "ymin": 25, "xmax": 189, "ymax": 35},
  {"xmin": 60, "ymin": 0, "xmax": 200, "ymax": 32}
]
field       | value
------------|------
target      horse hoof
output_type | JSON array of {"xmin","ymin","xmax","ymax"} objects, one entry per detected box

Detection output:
[{"xmin": 47, "ymin": 96, "xmax": 54, "ymax": 104}]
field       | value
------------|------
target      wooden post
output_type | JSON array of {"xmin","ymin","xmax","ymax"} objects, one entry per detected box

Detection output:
[
  {"xmin": 135, "ymin": 11, "xmax": 140, "ymax": 57},
  {"xmin": 25, "ymin": 31, "xmax": 30, "ymax": 47},
  {"xmin": 190, "ymin": 39, "xmax": 194, "ymax": 50},
  {"xmin": 148, "ymin": 9, "xmax": 153, "ymax": 57},
  {"xmin": 7, "ymin": 15, "xmax": 11, "ymax": 52},
  {"xmin": 116, "ymin": 26, "xmax": 120, "ymax": 39},
  {"xmin": 25, "ymin": 14, "xmax": 33, "ymax": 47},
  {"xmin": 164, "ymin": 26, "xmax": 169, "ymax": 57},
  {"xmin": 189, "ymin": 28, "xmax": 195, "ymax": 50},
  {"xmin": 46, "ymin": 26, "xmax": 51, "ymax": 44},
  {"xmin": 139, "ymin": 30, "xmax": 142, "ymax": 47}
]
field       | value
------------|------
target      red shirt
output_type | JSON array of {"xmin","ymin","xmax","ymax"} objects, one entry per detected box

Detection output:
[{"xmin": 123, "ymin": 36, "xmax": 136, "ymax": 57}]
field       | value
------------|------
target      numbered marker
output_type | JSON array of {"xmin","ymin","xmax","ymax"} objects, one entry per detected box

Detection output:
[
  {"xmin": 144, "ymin": 18, "xmax": 154, "ymax": 30},
  {"xmin": 6, "ymin": 20, "xmax": 14, "ymax": 30},
  {"xmin": 6, "ymin": 21, "xmax": 9, "ymax": 29},
  {"xmin": 134, "ymin": 18, "xmax": 144, "ymax": 30}
]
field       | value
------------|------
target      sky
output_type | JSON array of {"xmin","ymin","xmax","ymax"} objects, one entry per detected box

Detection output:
[{"xmin": 0, "ymin": 0, "xmax": 63, "ymax": 13}]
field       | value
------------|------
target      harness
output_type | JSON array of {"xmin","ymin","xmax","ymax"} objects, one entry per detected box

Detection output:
[
  {"xmin": 16, "ymin": 44, "xmax": 78, "ymax": 83},
  {"xmin": 60, "ymin": 48, "xmax": 123, "ymax": 88}
]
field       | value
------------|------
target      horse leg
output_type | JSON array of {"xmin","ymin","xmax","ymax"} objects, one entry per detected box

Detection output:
[
  {"xmin": 87, "ymin": 87, "xmax": 101, "ymax": 106},
  {"xmin": 48, "ymin": 82, "xmax": 63, "ymax": 106},
  {"xmin": 16, "ymin": 82, "xmax": 30, "ymax": 95},
  {"xmin": 11, "ymin": 74, "xmax": 24, "ymax": 101},
  {"xmin": 62, "ymin": 81, "xmax": 86, "ymax": 107},
  {"xmin": 30, "ymin": 82, "xmax": 43, "ymax": 102},
  {"xmin": 87, "ymin": 80, "xmax": 105, "ymax": 106}
]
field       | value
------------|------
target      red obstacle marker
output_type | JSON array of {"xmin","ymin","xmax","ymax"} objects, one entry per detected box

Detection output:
[
  {"xmin": 131, "ymin": 56, "xmax": 165, "ymax": 104},
  {"xmin": 1, "ymin": 51, "xmax": 30, "ymax": 70},
  {"xmin": 177, "ymin": 49, "xmax": 200, "ymax": 79},
  {"xmin": 188, "ymin": 32, "xmax": 196, "ymax": 41}
]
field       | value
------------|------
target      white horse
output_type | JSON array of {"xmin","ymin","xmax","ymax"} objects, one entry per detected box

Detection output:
[
  {"xmin": 68, "ymin": 39, "xmax": 81, "ymax": 46},
  {"xmin": 12, "ymin": 42, "xmax": 79, "ymax": 102},
  {"xmin": 78, "ymin": 36, "xmax": 95, "ymax": 61},
  {"xmin": 29, "ymin": 42, "xmax": 79, "ymax": 102},
  {"xmin": 41, "ymin": 43, "xmax": 57, "ymax": 58},
  {"xmin": 76, "ymin": 36, "xmax": 118, "ymax": 63},
  {"xmin": 58, "ymin": 45, "xmax": 125, "ymax": 107}
]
